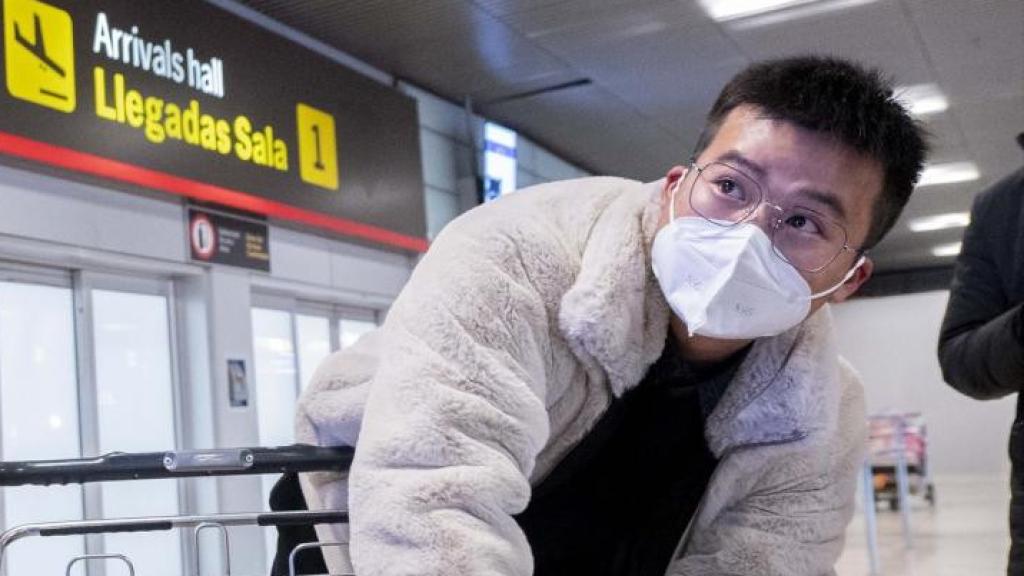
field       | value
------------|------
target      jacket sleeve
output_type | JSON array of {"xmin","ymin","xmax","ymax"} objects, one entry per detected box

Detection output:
[
  {"xmin": 345, "ymin": 213, "xmax": 555, "ymax": 576},
  {"xmin": 669, "ymin": 362, "xmax": 866, "ymax": 576},
  {"xmin": 938, "ymin": 186, "xmax": 1024, "ymax": 400}
]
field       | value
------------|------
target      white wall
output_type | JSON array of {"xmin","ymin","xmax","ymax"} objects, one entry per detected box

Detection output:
[{"xmin": 832, "ymin": 291, "xmax": 1016, "ymax": 477}]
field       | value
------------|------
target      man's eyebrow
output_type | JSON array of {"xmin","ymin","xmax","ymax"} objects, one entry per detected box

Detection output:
[
  {"xmin": 796, "ymin": 188, "xmax": 848, "ymax": 223},
  {"xmin": 712, "ymin": 150, "xmax": 849, "ymax": 222},
  {"xmin": 715, "ymin": 150, "xmax": 766, "ymax": 179}
]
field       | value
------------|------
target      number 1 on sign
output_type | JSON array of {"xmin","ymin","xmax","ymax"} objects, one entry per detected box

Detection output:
[
  {"xmin": 296, "ymin": 103, "xmax": 338, "ymax": 190},
  {"xmin": 311, "ymin": 124, "xmax": 325, "ymax": 170}
]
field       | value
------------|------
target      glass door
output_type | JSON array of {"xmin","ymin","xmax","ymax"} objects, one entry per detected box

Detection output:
[
  {"xmin": 88, "ymin": 280, "xmax": 181, "ymax": 576},
  {"xmin": 0, "ymin": 268, "xmax": 185, "ymax": 576},
  {"xmin": 0, "ymin": 271, "xmax": 84, "ymax": 576}
]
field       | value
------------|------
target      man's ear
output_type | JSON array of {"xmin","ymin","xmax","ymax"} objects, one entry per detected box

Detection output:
[
  {"xmin": 829, "ymin": 256, "xmax": 874, "ymax": 303},
  {"xmin": 662, "ymin": 165, "xmax": 688, "ymax": 204}
]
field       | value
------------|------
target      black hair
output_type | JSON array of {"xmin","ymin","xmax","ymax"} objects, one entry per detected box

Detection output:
[{"xmin": 694, "ymin": 55, "xmax": 929, "ymax": 250}]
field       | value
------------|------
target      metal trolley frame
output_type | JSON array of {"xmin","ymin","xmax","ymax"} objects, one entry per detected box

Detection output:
[{"xmin": 0, "ymin": 444, "xmax": 354, "ymax": 576}]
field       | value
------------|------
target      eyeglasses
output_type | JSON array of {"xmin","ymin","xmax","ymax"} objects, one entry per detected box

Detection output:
[{"xmin": 686, "ymin": 161, "xmax": 862, "ymax": 273}]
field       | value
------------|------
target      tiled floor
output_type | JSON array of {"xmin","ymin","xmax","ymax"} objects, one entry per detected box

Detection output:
[{"xmin": 836, "ymin": 476, "xmax": 1010, "ymax": 576}]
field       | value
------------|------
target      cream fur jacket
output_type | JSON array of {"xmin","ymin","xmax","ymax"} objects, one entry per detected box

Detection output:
[{"xmin": 296, "ymin": 177, "xmax": 867, "ymax": 576}]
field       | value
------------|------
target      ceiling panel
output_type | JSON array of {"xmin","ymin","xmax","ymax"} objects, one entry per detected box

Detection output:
[
  {"xmin": 725, "ymin": 0, "xmax": 933, "ymax": 86},
  {"xmin": 957, "ymin": 96, "xmax": 1024, "ymax": 182},
  {"xmin": 651, "ymin": 106, "xmax": 721, "ymax": 159},
  {"xmin": 242, "ymin": 0, "xmax": 568, "ymax": 101},
  {"xmin": 486, "ymin": 84, "xmax": 682, "ymax": 179},
  {"xmin": 494, "ymin": 0, "xmax": 704, "ymax": 45},
  {"xmin": 905, "ymin": 0, "xmax": 1024, "ymax": 105},
  {"xmin": 916, "ymin": 113, "xmax": 970, "ymax": 163},
  {"xmin": 471, "ymin": 0, "xmax": 605, "ymax": 17},
  {"xmin": 546, "ymin": 25, "xmax": 744, "ymax": 117},
  {"xmin": 244, "ymin": 0, "xmax": 470, "ymax": 54},
  {"xmin": 871, "ymin": 183, "xmax": 976, "ymax": 266},
  {"xmin": 871, "ymin": 180, "xmax": 981, "ymax": 272},
  {"xmin": 872, "ymin": 223, "xmax": 967, "ymax": 255},
  {"xmin": 386, "ymin": 44, "xmax": 573, "ymax": 102},
  {"xmin": 888, "ymin": 183, "xmax": 978, "ymax": 236},
  {"xmin": 958, "ymin": 94, "xmax": 1024, "ymax": 144},
  {"xmin": 485, "ymin": 83, "xmax": 635, "ymax": 137},
  {"xmin": 872, "ymin": 231, "xmax": 969, "ymax": 269},
  {"xmin": 956, "ymin": 95, "xmax": 1024, "ymax": 137}
]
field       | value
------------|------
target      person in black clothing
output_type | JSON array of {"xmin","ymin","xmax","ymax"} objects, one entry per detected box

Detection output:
[
  {"xmin": 270, "ymin": 473, "xmax": 329, "ymax": 575},
  {"xmin": 938, "ymin": 151, "xmax": 1024, "ymax": 575}
]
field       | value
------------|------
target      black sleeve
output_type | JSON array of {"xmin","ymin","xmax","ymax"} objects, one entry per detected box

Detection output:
[
  {"xmin": 938, "ymin": 180, "xmax": 1024, "ymax": 400},
  {"xmin": 269, "ymin": 473, "xmax": 326, "ymax": 576}
]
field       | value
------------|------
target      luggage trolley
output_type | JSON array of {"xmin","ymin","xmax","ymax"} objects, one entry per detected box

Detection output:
[
  {"xmin": 0, "ymin": 445, "xmax": 354, "ymax": 575},
  {"xmin": 868, "ymin": 412, "xmax": 936, "ymax": 511}
]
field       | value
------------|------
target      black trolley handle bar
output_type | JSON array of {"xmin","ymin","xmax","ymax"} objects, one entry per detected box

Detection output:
[
  {"xmin": 0, "ymin": 444, "xmax": 353, "ymax": 486},
  {"xmin": 0, "ymin": 509, "xmax": 349, "ymax": 572}
]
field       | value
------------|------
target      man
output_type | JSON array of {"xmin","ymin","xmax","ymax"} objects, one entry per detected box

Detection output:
[
  {"xmin": 938, "ymin": 156, "xmax": 1024, "ymax": 574},
  {"xmin": 292, "ymin": 56, "xmax": 927, "ymax": 575}
]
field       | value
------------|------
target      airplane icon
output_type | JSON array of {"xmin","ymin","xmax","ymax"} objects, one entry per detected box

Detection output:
[
  {"xmin": 14, "ymin": 13, "xmax": 66, "ymax": 82},
  {"xmin": 3, "ymin": 0, "xmax": 76, "ymax": 112}
]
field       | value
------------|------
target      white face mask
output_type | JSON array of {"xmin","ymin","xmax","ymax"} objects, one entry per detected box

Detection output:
[{"xmin": 651, "ymin": 180, "xmax": 864, "ymax": 339}]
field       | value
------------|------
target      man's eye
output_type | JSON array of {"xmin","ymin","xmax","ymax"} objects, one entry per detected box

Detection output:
[
  {"xmin": 715, "ymin": 179, "xmax": 744, "ymax": 199},
  {"xmin": 786, "ymin": 214, "xmax": 822, "ymax": 235}
]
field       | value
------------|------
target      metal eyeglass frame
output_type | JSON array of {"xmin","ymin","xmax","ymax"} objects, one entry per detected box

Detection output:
[{"xmin": 686, "ymin": 160, "xmax": 866, "ymax": 273}]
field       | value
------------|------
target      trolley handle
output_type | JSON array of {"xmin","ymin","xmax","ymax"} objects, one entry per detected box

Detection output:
[{"xmin": 0, "ymin": 444, "xmax": 353, "ymax": 486}]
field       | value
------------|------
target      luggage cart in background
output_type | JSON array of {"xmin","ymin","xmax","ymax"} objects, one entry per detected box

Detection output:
[
  {"xmin": 860, "ymin": 412, "xmax": 932, "ymax": 573},
  {"xmin": 0, "ymin": 445, "xmax": 354, "ymax": 576},
  {"xmin": 868, "ymin": 412, "xmax": 936, "ymax": 511}
]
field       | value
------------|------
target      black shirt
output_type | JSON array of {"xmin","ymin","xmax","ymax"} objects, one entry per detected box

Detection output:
[
  {"xmin": 514, "ymin": 339, "xmax": 746, "ymax": 576},
  {"xmin": 270, "ymin": 473, "xmax": 328, "ymax": 575}
]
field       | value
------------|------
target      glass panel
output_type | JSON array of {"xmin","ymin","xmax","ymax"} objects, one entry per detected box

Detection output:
[
  {"xmin": 251, "ymin": 307, "xmax": 297, "ymax": 568},
  {"xmin": 339, "ymin": 318, "xmax": 377, "ymax": 350},
  {"xmin": 92, "ymin": 289, "xmax": 180, "ymax": 576},
  {"xmin": 0, "ymin": 281, "xmax": 84, "ymax": 575},
  {"xmin": 296, "ymin": 314, "xmax": 331, "ymax": 392},
  {"xmin": 252, "ymin": 308, "xmax": 297, "ymax": 447}
]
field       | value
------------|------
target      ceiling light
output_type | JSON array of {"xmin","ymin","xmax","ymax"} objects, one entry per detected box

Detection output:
[
  {"xmin": 908, "ymin": 211, "xmax": 970, "ymax": 232},
  {"xmin": 894, "ymin": 84, "xmax": 949, "ymax": 116},
  {"xmin": 698, "ymin": 0, "xmax": 818, "ymax": 21},
  {"xmin": 699, "ymin": 0, "xmax": 877, "ymax": 25},
  {"xmin": 931, "ymin": 242, "xmax": 962, "ymax": 257},
  {"xmin": 917, "ymin": 161, "xmax": 980, "ymax": 187}
]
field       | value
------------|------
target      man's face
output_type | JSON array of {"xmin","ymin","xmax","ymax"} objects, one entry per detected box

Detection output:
[{"xmin": 658, "ymin": 104, "xmax": 883, "ymax": 316}]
